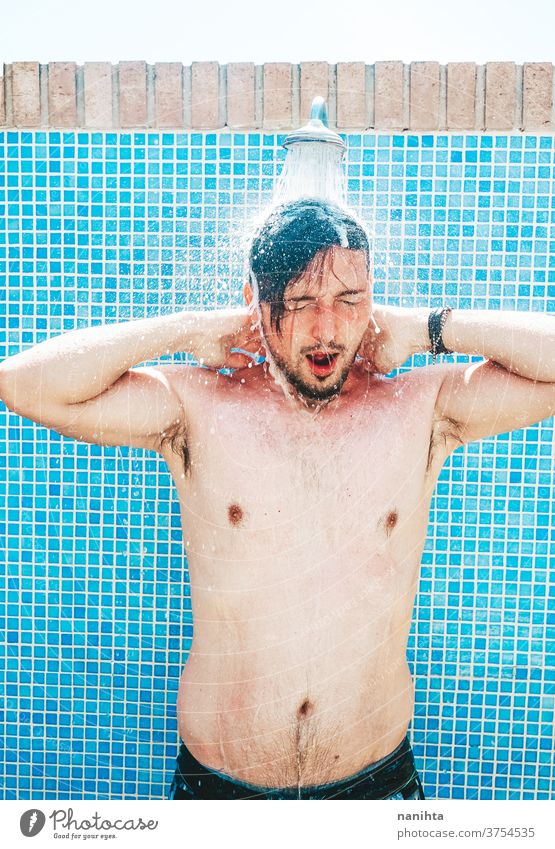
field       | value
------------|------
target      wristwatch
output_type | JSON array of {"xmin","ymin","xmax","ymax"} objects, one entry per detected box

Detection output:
[{"xmin": 428, "ymin": 307, "xmax": 453, "ymax": 363}]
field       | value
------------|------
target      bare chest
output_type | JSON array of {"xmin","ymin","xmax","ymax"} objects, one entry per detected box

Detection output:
[{"xmin": 166, "ymin": 373, "xmax": 438, "ymax": 573}]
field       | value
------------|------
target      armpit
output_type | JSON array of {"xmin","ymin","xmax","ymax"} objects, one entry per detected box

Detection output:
[
  {"xmin": 158, "ymin": 418, "xmax": 192, "ymax": 476},
  {"xmin": 426, "ymin": 415, "xmax": 465, "ymax": 473}
]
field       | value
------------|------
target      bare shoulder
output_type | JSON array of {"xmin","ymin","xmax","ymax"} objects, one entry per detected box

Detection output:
[
  {"xmin": 161, "ymin": 363, "xmax": 237, "ymax": 398},
  {"xmin": 391, "ymin": 363, "xmax": 451, "ymax": 437},
  {"xmin": 394, "ymin": 362, "xmax": 466, "ymax": 477},
  {"xmin": 396, "ymin": 360, "xmax": 464, "ymax": 410},
  {"xmin": 391, "ymin": 361, "xmax": 447, "ymax": 400},
  {"xmin": 154, "ymin": 364, "xmax": 237, "ymax": 463}
]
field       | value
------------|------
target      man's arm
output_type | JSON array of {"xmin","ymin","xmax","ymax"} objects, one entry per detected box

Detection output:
[
  {"xmin": 411, "ymin": 308, "xmax": 555, "ymax": 446},
  {"xmin": 0, "ymin": 308, "xmax": 253, "ymax": 452}
]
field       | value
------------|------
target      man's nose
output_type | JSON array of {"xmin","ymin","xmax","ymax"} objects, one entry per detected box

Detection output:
[{"xmin": 311, "ymin": 304, "xmax": 337, "ymax": 342}]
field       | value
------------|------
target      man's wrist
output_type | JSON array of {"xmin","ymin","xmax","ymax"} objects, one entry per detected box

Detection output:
[
  {"xmin": 409, "ymin": 307, "xmax": 433, "ymax": 356},
  {"xmin": 437, "ymin": 307, "xmax": 455, "ymax": 354}
]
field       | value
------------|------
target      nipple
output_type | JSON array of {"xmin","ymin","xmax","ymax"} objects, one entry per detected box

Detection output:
[{"xmin": 384, "ymin": 510, "xmax": 398, "ymax": 535}]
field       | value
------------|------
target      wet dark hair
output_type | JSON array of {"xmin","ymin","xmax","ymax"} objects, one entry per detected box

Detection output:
[{"xmin": 248, "ymin": 198, "xmax": 370, "ymax": 333}]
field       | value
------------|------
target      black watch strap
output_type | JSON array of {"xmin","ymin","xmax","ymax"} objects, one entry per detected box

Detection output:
[{"xmin": 428, "ymin": 307, "xmax": 453, "ymax": 362}]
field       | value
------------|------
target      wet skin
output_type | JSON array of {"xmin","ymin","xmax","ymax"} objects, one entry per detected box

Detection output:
[
  {"xmin": 164, "ymin": 247, "xmax": 451, "ymax": 788},
  {"xmin": 253, "ymin": 246, "xmax": 373, "ymax": 406}
]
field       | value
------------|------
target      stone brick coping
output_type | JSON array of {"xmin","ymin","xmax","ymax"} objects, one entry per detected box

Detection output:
[{"xmin": 1, "ymin": 61, "xmax": 553, "ymax": 132}]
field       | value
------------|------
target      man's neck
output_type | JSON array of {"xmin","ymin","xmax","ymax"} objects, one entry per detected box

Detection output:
[{"xmin": 254, "ymin": 359, "xmax": 376, "ymax": 413}]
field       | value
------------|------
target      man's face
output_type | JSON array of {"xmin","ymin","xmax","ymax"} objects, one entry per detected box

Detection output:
[{"xmin": 256, "ymin": 247, "xmax": 372, "ymax": 403}]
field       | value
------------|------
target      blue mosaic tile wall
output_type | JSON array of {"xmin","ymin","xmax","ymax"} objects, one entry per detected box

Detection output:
[{"xmin": 0, "ymin": 130, "xmax": 554, "ymax": 800}]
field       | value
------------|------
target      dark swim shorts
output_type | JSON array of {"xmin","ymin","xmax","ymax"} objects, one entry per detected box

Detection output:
[{"xmin": 168, "ymin": 735, "xmax": 425, "ymax": 800}]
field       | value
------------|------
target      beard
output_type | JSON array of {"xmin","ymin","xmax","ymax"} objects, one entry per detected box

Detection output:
[{"xmin": 261, "ymin": 333, "xmax": 359, "ymax": 404}]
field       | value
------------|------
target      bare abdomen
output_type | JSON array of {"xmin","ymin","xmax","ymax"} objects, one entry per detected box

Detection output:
[{"xmin": 176, "ymin": 624, "xmax": 415, "ymax": 788}]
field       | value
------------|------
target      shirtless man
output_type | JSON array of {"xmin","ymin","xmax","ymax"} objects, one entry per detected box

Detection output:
[{"xmin": 1, "ymin": 198, "xmax": 554, "ymax": 800}]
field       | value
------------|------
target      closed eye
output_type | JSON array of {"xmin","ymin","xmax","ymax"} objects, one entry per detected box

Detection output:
[{"xmin": 285, "ymin": 298, "xmax": 363, "ymax": 311}]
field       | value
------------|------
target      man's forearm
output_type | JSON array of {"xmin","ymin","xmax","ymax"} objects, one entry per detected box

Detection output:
[
  {"xmin": 0, "ymin": 307, "xmax": 248, "ymax": 406},
  {"xmin": 411, "ymin": 308, "xmax": 555, "ymax": 383}
]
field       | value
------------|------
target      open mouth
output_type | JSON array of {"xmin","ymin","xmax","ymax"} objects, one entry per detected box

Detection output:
[{"xmin": 306, "ymin": 352, "xmax": 339, "ymax": 377}]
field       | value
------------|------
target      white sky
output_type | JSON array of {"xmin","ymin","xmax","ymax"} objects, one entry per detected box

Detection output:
[{"xmin": 2, "ymin": 0, "xmax": 555, "ymax": 64}]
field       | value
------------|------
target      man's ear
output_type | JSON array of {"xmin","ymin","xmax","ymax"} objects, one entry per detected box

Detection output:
[
  {"xmin": 243, "ymin": 280, "xmax": 253, "ymax": 306},
  {"xmin": 367, "ymin": 269, "xmax": 374, "ymax": 309}
]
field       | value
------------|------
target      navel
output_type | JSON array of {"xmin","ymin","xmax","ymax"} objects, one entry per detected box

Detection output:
[
  {"xmin": 297, "ymin": 698, "xmax": 314, "ymax": 719},
  {"xmin": 227, "ymin": 503, "xmax": 244, "ymax": 526}
]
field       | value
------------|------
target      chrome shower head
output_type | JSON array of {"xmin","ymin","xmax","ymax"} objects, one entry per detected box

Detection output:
[{"xmin": 283, "ymin": 96, "xmax": 346, "ymax": 153}]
